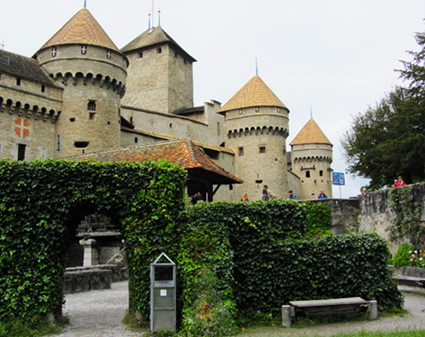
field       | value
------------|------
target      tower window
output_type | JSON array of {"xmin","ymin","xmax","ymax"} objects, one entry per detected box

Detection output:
[
  {"xmin": 134, "ymin": 137, "xmax": 138, "ymax": 143},
  {"xmin": 88, "ymin": 100, "xmax": 96, "ymax": 111},
  {"xmin": 17, "ymin": 144, "xmax": 26, "ymax": 161},
  {"xmin": 259, "ymin": 146, "xmax": 266, "ymax": 154},
  {"xmin": 157, "ymin": 47, "xmax": 162, "ymax": 54},
  {"xmin": 56, "ymin": 135, "xmax": 61, "ymax": 152},
  {"xmin": 238, "ymin": 147, "xmax": 244, "ymax": 156},
  {"xmin": 41, "ymin": 85, "xmax": 45, "ymax": 93},
  {"xmin": 81, "ymin": 45, "xmax": 87, "ymax": 54},
  {"xmin": 139, "ymin": 52, "xmax": 143, "ymax": 58},
  {"xmin": 74, "ymin": 141, "xmax": 89, "ymax": 148},
  {"xmin": 320, "ymin": 170, "xmax": 323, "ymax": 177},
  {"xmin": 217, "ymin": 122, "xmax": 220, "ymax": 136},
  {"xmin": 306, "ymin": 171, "xmax": 311, "ymax": 178},
  {"xmin": 16, "ymin": 78, "xmax": 21, "ymax": 86}
]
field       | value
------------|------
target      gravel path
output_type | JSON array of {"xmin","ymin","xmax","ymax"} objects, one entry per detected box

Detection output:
[
  {"xmin": 52, "ymin": 282, "xmax": 425, "ymax": 337},
  {"xmin": 53, "ymin": 281, "xmax": 145, "ymax": 337}
]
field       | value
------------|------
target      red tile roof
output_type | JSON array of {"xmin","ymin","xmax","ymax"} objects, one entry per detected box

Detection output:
[{"xmin": 69, "ymin": 139, "xmax": 242, "ymax": 184}]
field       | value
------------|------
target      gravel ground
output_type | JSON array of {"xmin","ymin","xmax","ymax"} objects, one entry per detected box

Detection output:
[
  {"xmin": 53, "ymin": 281, "xmax": 145, "ymax": 337},
  {"xmin": 52, "ymin": 282, "xmax": 425, "ymax": 337}
]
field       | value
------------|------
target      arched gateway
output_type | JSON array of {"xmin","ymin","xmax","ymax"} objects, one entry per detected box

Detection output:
[{"xmin": 0, "ymin": 159, "xmax": 186, "ymax": 324}]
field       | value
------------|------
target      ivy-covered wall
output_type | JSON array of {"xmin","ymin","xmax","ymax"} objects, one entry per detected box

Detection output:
[
  {"xmin": 180, "ymin": 201, "xmax": 403, "ymax": 335},
  {"xmin": 0, "ymin": 159, "xmax": 187, "ymax": 325},
  {"xmin": 0, "ymin": 159, "xmax": 405, "ymax": 336}
]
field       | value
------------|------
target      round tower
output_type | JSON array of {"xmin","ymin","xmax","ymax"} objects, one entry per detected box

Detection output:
[
  {"xmin": 34, "ymin": 8, "xmax": 128, "ymax": 158},
  {"xmin": 289, "ymin": 119, "xmax": 333, "ymax": 199},
  {"xmin": 217, "ymin": 76, "xmax": 289, "ymax": 201}
]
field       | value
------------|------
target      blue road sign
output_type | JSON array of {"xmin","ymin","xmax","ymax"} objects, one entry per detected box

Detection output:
[{"xmin": 332, "ymin": 172, "xmax": 345, "ymax": 186}]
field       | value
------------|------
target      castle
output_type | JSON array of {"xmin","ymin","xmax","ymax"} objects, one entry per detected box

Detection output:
[{"xmin": 0, "ymin": 6, "xmax": 333, "ymax": 202}]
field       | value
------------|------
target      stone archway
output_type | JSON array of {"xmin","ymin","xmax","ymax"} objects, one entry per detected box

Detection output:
[{"xmin": 0, "ymin": 159, "xmax": 187, "ymax": 324}]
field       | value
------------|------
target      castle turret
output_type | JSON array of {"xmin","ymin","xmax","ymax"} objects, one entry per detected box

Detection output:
[
  {"xmin": 34, "ymin": 8, "xmax": 128, "ymax": 158},
  {"xmin": 121, "ymin": 26, "xmax": 196, "ymax": 114},
  {"xmin": 217, "ymin": 76, "xmax": 289, "ymax": 201},
  {"xmin": 289, "ymin": 119, "xmax": 333, "ymax": 199}
]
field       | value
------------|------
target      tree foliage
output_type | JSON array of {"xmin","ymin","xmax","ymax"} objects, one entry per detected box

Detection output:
[{"xmin": 341, "ymin": 27, "xmax": 425, "ymax": 188}]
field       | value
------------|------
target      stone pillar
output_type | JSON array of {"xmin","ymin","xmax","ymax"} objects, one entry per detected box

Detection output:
[
  {"xmin": 281, "ymin": 305, "xmax": 291, "ymax": 327},
  {"xmin": 79, "ymin": 238, "xmax": 98, "ymax": 267},
  {"xmin": 369, "ymin": 300, "xmax": 378, "ymax": 320}
]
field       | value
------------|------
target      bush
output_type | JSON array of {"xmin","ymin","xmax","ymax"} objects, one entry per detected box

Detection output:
[{"xmin": 393, "ymin": 243, "xmax": 416, "ymax": 267}]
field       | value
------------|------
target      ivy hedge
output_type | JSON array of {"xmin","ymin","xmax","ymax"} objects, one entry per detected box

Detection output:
[
  {"xmin": 0, "ymin": 159, "xmax": 187, "ymax": 326},
  {"xmin": 0, "ymin": 159, "xmax": 403, "ymax": 336},
  {"xmin": 182, "ymin": 201, "xmax": 403, "ymax": 334}
]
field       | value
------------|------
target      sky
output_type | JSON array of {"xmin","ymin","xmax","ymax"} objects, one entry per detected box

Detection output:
[{"xmin": 1, "ymin": 0, "xmax": 425, "ymax": 198}]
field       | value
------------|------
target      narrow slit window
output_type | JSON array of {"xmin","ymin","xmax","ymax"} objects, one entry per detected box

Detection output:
[{"xmin": 259, "ymin": 146, "xmax": 266, "ymax": 154}]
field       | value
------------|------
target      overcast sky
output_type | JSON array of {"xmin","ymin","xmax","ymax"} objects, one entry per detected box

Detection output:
[{"xmin": 1, "ymin": 0, "xmax": 424, "ymax": 198}]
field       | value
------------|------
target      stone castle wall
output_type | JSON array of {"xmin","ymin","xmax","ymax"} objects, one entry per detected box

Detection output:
[{"xmin": 320, "ymin": 183, "xmax": 425, "ymax": 256}]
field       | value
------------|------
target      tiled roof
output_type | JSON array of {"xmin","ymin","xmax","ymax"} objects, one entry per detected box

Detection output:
[
  {"xmin": 0, "ymin": 50, "xmax": 60, "ymax": 86},
  {"xmin": 290, "ymin": 119, "xmax": 332, "ymax": 146},
  {"xmin": 217, "ymin": 76, "xmax": 288, "ymax": 113},
  {"xmin": 121, "ymin": 127, "xmax": 235, "ymax": 154},
  {"xmin": 121, "ymin": 26, "xmax": 196, "ymax": 62},
  {"xmin": 68, "ymin": 139, "xmax": 242, "ymax": 184},
  {"xmin": 39, "ymin": 9, "xmax": 119, "ymax": 52}
]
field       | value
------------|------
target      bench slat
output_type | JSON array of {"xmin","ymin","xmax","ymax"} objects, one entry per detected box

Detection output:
[{"xmin": 290, "ymin": 297, "xmax": 368, "ymax": 308}]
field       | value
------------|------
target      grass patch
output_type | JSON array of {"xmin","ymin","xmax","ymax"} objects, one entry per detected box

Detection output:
[
  {"xmin": 0, "ymin": 316, "xmax": 69, "ymax": 337},
  {"xmin": 122, "ymin": 310, "xmax": 149, "ymax": 334}
]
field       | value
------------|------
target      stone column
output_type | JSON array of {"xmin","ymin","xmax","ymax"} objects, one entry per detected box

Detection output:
[
  {"xmin": 79, "ymin": 238, "xmax": 99, "ymax": 267},
  {"xmin": 369, "ymin": 300, "xmax": 378, "ymax": 320},
  {"xmin": 281, "ymin": 305, "xmax": 291, "ymax": 327}
]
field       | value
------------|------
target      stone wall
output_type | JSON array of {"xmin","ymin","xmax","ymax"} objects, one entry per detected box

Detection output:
[
  {"xmin": 316, "ymin": 183, "xmax": 425, "ymax": 256},
  {"xmin": 309, "ymin": 198, "xmax": 359, "ymax": 234},
  {"xmin": 357, "ymin": 183, "xmax": 425, "ymax": 254}
]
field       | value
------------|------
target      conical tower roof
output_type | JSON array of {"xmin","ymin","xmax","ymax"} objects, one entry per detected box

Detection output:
[
  {"xmin": 217, "ymin": 76, "xmax": 288, "ymax": 114},
  {"xmin": 121, "ymin": 26, "xmax": 196, "ymax": 62},
  {"xmin": 290, "ymin": 119, "xmax": 332, "ymax": 146},
  {"xmin": 38, "ymin": 8, "xmax": 119, "ymax": 52}
]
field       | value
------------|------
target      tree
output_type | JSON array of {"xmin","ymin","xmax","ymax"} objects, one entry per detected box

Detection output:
[{"xmin": 341, "ymin": 26, "xmax": 425, "ymax": 188}]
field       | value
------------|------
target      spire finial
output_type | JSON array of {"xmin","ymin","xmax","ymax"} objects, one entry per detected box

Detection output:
[
  {"xmin": 310, "ymin": 105, "xmax": 313, "ymax": 119},
  {"xmin": 148, "ymin": 12, "xmax": 151, "ymax": 29},
  {"xmin": 84, "ymin": 0, "xmax": 87, "ymax": 8},
  {"xmin": 158, "ymin": 9, "xmax": 161, "ymax": 26},
  {"xmin": 152, "ymin": 0, "xmax": 155, "ymax": 27},
  {"xmin": 255, "ymin": 58, "xmax": 259, "ymax": 76}
]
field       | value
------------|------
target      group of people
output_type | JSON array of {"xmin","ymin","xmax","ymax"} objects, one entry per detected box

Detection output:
[{"xmin": 255, "ymin": 185, "xmax": 328, "ymax": 201}]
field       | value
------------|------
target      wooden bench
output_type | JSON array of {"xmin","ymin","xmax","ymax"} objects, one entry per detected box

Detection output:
[
  {"xmin": 282, "ymin": 297, "xmax": 377, "ymax": 327},
  {"xmin": 393, "ymin": 275, "xmax": 425, "ymax": 288}
]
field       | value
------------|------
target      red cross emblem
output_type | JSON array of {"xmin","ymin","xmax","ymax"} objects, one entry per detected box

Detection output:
[{"xmin": 14, "ymin": 118, "xmax": 30, "ymax": 139}]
